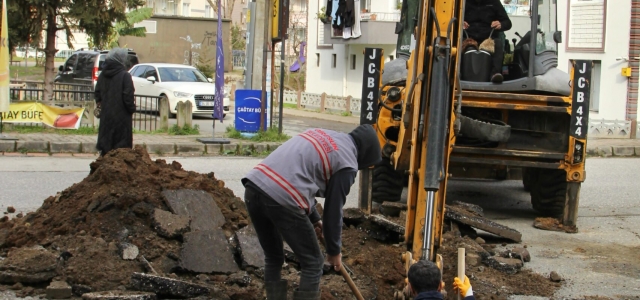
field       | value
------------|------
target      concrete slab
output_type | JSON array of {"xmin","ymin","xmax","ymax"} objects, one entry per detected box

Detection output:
[
  {"xmin": 162, "ymin": 189, "xmax": 225, "ymax": 231},
  {"xmin": 146, "ymin": 143, "xmax": 175, "ymax": 155},
  {"xmin": 151, "ymin": 209, "xmax": 190, "ymax": 239},
  {"xmin": 612, "ymin": 146, "xmax": 635, "ymax": 156},
  {"xmin": 0, "ymin": 141, "xmax": 15, "ymax": 152},
  {"xmin": 81, "ymin": 291, "xmax": 156, "ymax": 300},
  {"xmin": 176, "ymin": 143, "xmax": 205, "ymax": 154},
  {"xmin": 80, "ymin": 142, "xmax": 98, "ymax": 154},
  {"xmin": 235, "ymin": 224, "xmax": 265, "ymax": 268},
  {"xmin": 50, "ymin": 142, "xmax": 81, "ymax": 153},
  {"xmin": 46, "ymin": 281, "xmax": 72, "ymax": 299},
  {"xmin": 222, "ymin": 144, "xmax": 238, "ymax": 155},
  {"xmin": 206, "ymin": 144, "xmax": 222, "ymax": 154},
  {"xmin": 15, "ymin": 141, "xmax": 48, "ymax": 153},
  {"xmin": 130, "ymin": 273, "xmax": 209, "ymax": 298},
  {"xmin": 253, "ymin": 143, "xmax": 266, "ymax": 153},
  {"xmin": 0, "ymin": 247, "xmax": 57, "ymax": 283},
  {"xmin": 179, "ymin": 229, "xmax": 239, "ymax": 274},
  {"xmin": 445, "ymin": 205, "xmax": 522, "ymax": 242}
]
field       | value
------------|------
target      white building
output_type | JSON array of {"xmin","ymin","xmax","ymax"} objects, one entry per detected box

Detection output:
[
  {"xmin": 555, "ymin": 0, "xmax": 637, "ymax": 124},
  {"xmin": 305, "ymin": 0, "xmax": 400, "ymax": 98}
]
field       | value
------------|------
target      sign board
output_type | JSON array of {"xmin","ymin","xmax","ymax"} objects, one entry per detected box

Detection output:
[
  {"xmin": 235, "ymin": 89, "xmax": 268, "ymax": 132},
  {"xmin": 360, "ymin": 48, "xmax": 383, "ymax": 125},
  {"xmin": 1, "ymin": 102, "xmax": 85, "ymax": 129},
  {"xmin": 570, "ymin": 60, "xmax": 592, "ymax": 139},
  {"xmin": 272, "ymin": 0, "xmax": 289, "ymax": 41}
]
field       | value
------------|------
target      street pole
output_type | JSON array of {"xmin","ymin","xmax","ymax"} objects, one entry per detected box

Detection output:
[
  {"xmin": 278, "ymin": 40, "xmax": 285, "ymax": 134},
  {"xmin": 260, "ymin": 0, "xmax": 270, "ymax": 131}
]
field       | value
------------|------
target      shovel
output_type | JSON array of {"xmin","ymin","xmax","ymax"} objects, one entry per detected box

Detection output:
[{"xmin": 318, "ymin": 235, "xmax": 365, "ymax": 300}]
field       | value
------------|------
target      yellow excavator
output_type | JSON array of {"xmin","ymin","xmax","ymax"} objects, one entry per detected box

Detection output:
[{"xmin": 357, "ymin": 0, "xmax": 593, "ymax": 289}]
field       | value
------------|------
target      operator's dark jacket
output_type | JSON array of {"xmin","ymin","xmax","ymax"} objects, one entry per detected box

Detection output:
[
  {"xmin": 464, "ymin": 0, "xmax": 512, "ymax": 40},
  {"xmin": 415, "ymin": 291, "xmax": 476, "ymax": 300},
  {"xmin": 95, "ymin": 58, "xmax": 136, "ymax": 156}
]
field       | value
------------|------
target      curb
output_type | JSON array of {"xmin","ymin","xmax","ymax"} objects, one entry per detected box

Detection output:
[
  {"xmin": 1, "ymin": 140, "xmax": 639, "ymax": 158},
  {"xmin": 0, "ymin": 140, "xmax": 283, "ymax": 157}
]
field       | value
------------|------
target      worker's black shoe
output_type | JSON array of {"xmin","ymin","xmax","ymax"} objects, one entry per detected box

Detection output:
[
  {"xmin": 491, "ymin": 73, "xmax": 504, "ymax": 84},
  {"xmin": 293, "ymin": 289, "xmax": 320, "ymax": 300},
  {"xmin": 265, "ymin": 280, "xmax": 288, "ymax": 300}
]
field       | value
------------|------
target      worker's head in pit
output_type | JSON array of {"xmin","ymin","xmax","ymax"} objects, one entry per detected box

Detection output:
[
  {"xmin": 407, "ymin": 260, "xmax": 445, "ymax": 295},
  {"xmin": 348, "ymin": 124, "xmax": 382, "ymax": 170}
]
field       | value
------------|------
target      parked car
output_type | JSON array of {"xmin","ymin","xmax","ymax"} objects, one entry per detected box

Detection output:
[
  {"xmin": 55, "ymin": 49, "xmax": 139, "ymax": 88},
  {"xmin": 128, "ymin": 63, "xmax": 230, "ymax": 118}
]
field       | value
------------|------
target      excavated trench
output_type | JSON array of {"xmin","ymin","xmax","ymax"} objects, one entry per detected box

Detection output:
[{"xmin": 0, "ymin": 147, "xmax": 560, "ymax": 299}]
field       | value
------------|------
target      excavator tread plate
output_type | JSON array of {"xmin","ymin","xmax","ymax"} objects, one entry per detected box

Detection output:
[{"xmin": 445, "ymin": 205, "xmax": 522, "ymax": 242}]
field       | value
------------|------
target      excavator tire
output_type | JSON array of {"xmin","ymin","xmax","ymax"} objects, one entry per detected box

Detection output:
[
  {"xmin": 372, "ymin": 158, "xmax": 404, "ymax": 203},
  {"xmin": 529, "ymin": 169, "xmax": 567, "ymax": 216},
  {"xmin": 522, "ymin": 168, "xmax": 539, "ymax": 192}
]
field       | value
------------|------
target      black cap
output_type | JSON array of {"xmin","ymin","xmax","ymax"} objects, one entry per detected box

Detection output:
[{"xmin": 348, "ymin": 124, "xmax": 382, "ymax": 169}]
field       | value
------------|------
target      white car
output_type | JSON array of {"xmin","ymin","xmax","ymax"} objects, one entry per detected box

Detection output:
[{"xmin": 129, "ymin": 63, "xmax": 230, "ymax": 118}]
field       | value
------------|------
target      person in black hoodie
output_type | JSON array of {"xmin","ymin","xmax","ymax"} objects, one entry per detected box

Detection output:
[
  {"xmin": 407, "ymin": 260, "xmax": 476, "ymax": 300},
  {"xmin": 463, "ymin": 0, "xmax": 512, "ymax": 83},
  {"xmin": 95, "ymin": 48, "xmax": 136, "ymax": 156}
]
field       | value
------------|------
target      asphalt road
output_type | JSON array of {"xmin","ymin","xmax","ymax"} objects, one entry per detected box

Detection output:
[{"xmin": 0, "ymin": 157, "xmax": 638, "ymax": 298}]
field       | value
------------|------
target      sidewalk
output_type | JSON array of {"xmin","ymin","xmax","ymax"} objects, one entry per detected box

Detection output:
[{"xmin": 0, "ymin": 108, "xmax": 638, "ymax": 157}]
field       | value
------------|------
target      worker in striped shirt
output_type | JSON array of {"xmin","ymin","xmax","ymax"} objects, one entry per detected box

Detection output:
[{"xmin": 242, "ymin": 124, "xmax": 381, "ymax": 300}]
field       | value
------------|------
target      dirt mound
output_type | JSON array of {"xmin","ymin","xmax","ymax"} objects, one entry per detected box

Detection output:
[{"xmin": 0, "ymin": 147, "xmax": 559, "ymax": 299}]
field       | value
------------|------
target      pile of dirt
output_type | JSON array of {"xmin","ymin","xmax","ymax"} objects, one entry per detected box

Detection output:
[{"xmin": 0, "ymin": 147, "xmax": 560, "ymax": 299}]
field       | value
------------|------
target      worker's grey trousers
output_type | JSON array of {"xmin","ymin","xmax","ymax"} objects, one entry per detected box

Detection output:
[{"xmin": 244, "ymin": 184, "xmax": 324, "ymax": 292}]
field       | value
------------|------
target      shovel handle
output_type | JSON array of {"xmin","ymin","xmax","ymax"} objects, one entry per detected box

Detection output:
[{"xmin": 339, "ymin": 265, "xmax": 365, "ymax": 300}]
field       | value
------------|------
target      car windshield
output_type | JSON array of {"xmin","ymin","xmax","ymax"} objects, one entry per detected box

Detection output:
[{"xmin": 158, "ymin": 67, "xmax": 209, "ymax": 83}]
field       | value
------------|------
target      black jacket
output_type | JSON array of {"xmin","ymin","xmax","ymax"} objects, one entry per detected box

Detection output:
[
  {"xmin": 414, "ymin": 291, "xmax": 476, "ymax": 300},
  {"xmin": 464, "ymin": 0, "xmax": 512, "ymax": 40},
  {"xmin": 95, "ymin": 58, "xmax": 136, "ymax": 156}
]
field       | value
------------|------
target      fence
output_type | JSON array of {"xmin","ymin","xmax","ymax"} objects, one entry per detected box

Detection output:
[{"xmin": 232, "ymin": 52, "xmax": 245, "ymax": 69}]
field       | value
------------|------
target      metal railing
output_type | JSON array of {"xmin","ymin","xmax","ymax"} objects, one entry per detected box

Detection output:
[
  {"xmin": 233, "ymin": 53, "xmax": 246, "ymax": 69},
  {"xmin": 133, "ymin": 95, "xmax": 161, "ymax": 132},
  {"xmin": 7, "ymin": 84, "xmax": 160, "ymax": 132}
]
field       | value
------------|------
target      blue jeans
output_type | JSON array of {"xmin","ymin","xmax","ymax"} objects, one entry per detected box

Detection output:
[{"xmin": 244, "ymin": 184, "xmax": 324, "ymax": 292}]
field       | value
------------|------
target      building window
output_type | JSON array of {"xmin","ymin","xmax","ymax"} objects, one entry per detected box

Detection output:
[
  {"xmin": 350, "ymin": 54, "xmax": 356, "ymax": 70},
  {"xmin": 205, "ymin": 5, "xmax": 211, "ymax": 18},
  {"xmin": 566, "ymin": 0, "xmax": 606, "ymax": 52},
  {"xmin": 182, "ymin": 3, "xmax": 190, "ymax": 17},
  {"xmin": 332, "ymin": 54, "xmax": 337, "ymax": 68},
  {"xmin": 299, "ymin": 0, "xmax": 307, "ymax": 12},
  {"xmin": 316, "ymin": 53, "xmax": 320, "ymax": 67}
]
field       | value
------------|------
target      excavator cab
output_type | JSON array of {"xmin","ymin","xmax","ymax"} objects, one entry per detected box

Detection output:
[{"xmin": 460, "ymin": 0, "xmax": 569, "ymax": 95}]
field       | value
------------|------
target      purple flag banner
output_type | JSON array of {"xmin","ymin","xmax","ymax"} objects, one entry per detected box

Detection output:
[{"xmin": 213, "ymin": 0, "xmax": 224, "ymax": 121}]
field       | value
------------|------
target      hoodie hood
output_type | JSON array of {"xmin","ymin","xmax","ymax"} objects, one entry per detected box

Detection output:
[
  {"xmin": 348, "ymin": 124, "xmax": 382, "ymax": 169},
  {"xmin": 101, "ymin": 48, "xmax": 129, "ymax": 78}
]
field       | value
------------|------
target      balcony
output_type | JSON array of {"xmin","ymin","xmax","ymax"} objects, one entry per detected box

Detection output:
[{"xmin": 322, "ymin": 12, "xmax": 399, "ymax": 45}]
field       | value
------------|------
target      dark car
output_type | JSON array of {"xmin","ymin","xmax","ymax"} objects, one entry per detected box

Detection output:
[{"xmin": 55, "ymin": 49, "xmax": 139, "ymax": 88}]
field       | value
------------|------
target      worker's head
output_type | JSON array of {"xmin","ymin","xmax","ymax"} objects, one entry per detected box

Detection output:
[
  {"xmin": 348, "ymin": 124, "xmax": 382, "ymax": 169},
  {"xmin": 407, "ymin": 260, "xmax": 444, "ymax": 295}
]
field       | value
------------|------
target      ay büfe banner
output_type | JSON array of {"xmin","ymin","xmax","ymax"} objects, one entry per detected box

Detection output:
[{"xmin": 0, "ymin": 102, "xmax": 85, "ymax": 129}]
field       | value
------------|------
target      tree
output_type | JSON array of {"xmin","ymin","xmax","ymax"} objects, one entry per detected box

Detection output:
[
  {"xmin": 206, "ymin": 0, "xmax": 237, "ymax": 19},
  {"xmin": 10, "ymin": 0, "xmax": 143, "ymax": 100},
  {"xmin": 231, "ymin": 23, "xmax": 245, "ymax": 50},
  {"xmin": 101, "ymin": 8, "xmax": 153, "ymax": 49}
]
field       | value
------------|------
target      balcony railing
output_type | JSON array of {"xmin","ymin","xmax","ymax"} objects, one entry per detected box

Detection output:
[{"xmin": 360, "ymin": 12, "xmax": 401, "ymax": 22}]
